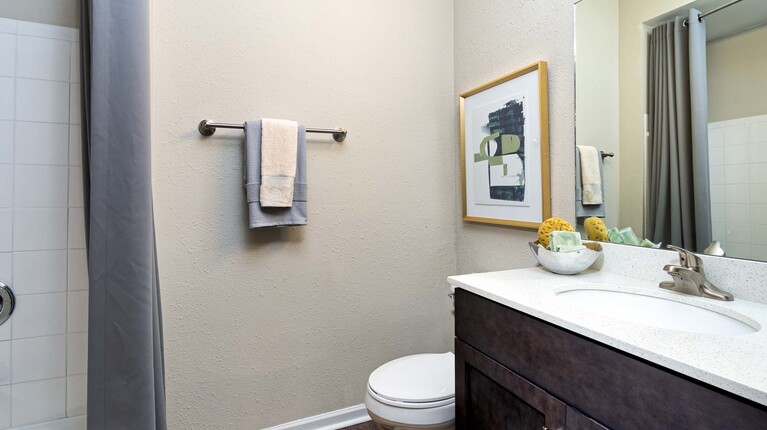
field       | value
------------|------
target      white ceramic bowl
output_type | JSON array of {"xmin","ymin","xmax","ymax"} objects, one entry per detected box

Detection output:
[{"xmin": 528, "ymin": 241, "xmax": 602, "ymax": 275}]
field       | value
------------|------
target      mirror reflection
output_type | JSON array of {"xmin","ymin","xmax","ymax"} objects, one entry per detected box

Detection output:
[{"xmin": 575, "ymin": 0, "xmax": 767, "ymax": 261}]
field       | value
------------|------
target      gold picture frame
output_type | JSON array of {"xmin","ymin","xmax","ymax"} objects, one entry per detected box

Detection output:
[{"xmin": 459, "ymin": 61, "xmax": 551, "ymax": 229}]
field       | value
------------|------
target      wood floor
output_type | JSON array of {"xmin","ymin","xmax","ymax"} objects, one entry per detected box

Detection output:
[{"xmin": 338, "ymin": 420, "xmax": 386, "ymax": 430}]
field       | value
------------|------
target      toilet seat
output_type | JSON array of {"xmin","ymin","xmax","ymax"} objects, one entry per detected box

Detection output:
[{"xmin": 364, "ymin": 352, "xmax": 456, "ymax": 428}]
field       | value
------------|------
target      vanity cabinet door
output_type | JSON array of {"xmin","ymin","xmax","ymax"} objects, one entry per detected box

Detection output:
[{"xmin": 456, "ymin": 339, "xmax": 566, "ymax": 430}]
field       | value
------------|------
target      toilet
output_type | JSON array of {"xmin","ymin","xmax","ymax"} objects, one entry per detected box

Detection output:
[{"xmin": 364, "ymin": 352, "xmax": 455, "ymax": 430}]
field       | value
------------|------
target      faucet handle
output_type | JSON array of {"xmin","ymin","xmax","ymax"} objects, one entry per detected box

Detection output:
[{"xmin": 667, "ymin": 245, "xmax": 703, "ymax": 270}]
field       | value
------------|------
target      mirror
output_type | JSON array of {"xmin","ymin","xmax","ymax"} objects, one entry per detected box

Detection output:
[{"xmin": 575, "ymin": 0, "xmax": 767, "ymax": 261}]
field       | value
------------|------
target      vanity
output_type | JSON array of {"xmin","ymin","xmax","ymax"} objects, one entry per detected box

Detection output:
[{"xmin": 449, "ymin": 252, "xmax": 767, "ymax": 429}]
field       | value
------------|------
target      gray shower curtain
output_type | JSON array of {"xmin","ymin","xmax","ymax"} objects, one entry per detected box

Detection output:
[
  {"xmin": 647, "ymin": 9, "xmax": 712, "ymax": 252},
  {"xmin": 80, "ymin": 0, "xmax": 167, "ymax": 429}
]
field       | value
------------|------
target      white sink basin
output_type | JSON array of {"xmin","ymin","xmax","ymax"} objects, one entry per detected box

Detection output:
[{"xmin": 556, "ymin": 286, "xmax": 759, "ymax": 336}]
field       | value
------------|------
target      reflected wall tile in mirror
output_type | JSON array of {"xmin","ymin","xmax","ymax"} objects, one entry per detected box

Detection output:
[
  {"xmin": 711, "ymin": 203, "xmax": 726, "ymax": 222},
  {"xmin": 727, "ymin": 223, "xmax": 752, "ymax": 244},
  {"xmin": 709, "ymin": 146, "xmax": 725, "ymax": 166},
  {"xmin": 725, "ymin": 184, "xmax": 750, "ymax": 204},
  {"xmin": 709, "ymin": 126, "xmax": 724, "ymax": 147},
  {"xmin": 726, "ymin": 242, "xmax": 752, "ymax": 260},
  {"xmin": 726, "ymin": 203, "xmax": 750, "ymax": 224},
  {"xmin": 751, "ymin": 183, "xmax": 767, "ymax": 205},
  {"xmin": 724, "ymin": 164, "xmax": 750, "ymax": 184},
  {"xmin": 724, "ymin": 144, "xmax": 749, "ymax": 165},
  {"xmin": 750, "ymin": 142, "xmax": 767, "ymax": 163},
  {"xmin": 751, "ymin": 204, "xmax": 767, "ymax": 222},
  {"xmin": 752, "ymin": 224, "xmax": 767, "ymax": 244},
  {"xmin": 750, "ymin": 118, "xmax": 767, "ymax": 142},
  {"xmin": 710, "ymin": 164, "xmax": 725, "ymax": 184},
  {"xmin": 711, "ymin": 184, "xmax": 726, "ymax": 204}
]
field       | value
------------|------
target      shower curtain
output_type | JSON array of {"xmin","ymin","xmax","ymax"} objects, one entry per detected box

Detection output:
[
  {"xmin": 80, "ymin": 0, "xmax": 167, "ymax": 428},
  {"xmin": 647, "ymin": 9, "xmax": 712, "ymax": 252}
]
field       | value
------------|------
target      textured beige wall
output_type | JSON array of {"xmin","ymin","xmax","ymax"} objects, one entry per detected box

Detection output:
[
  {"xmin": 707, "ymin": 25, "xmax": 767, "ymax": 122},
  {"xmin": 151, "ymin": 1, "xmax": 455, "ymax": 428},
  {"xmin": 618, "ymin": 0, "xmax": 690, "ymax": 234},
  {"xmin": 454, "ymin": 0, "xmax": 575, "ymax": 274},
  {"xmin": 0, "ymin": 0, "xmax": 79, "ymax": 27},
  {"xmin": 575, "ymin": 0, "xmax": 620, "ymax": 229}
]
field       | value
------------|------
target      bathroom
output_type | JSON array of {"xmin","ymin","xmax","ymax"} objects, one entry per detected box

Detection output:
[{"xmin": 0, "ymin": 0, "xmax": 764, "ymax": 429}]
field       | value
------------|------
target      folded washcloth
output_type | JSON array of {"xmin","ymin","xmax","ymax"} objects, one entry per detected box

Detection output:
[
  {"xmin": 244, "ymin": 120, "xmax": 307, "ymax": 228},
  {"xmin": 260, "ymin": 118, "xmax": 298, "ymax": 207},
  {"xmin": 576, "ymin": 145, "xmax": 603, "ymax": 205},
  {"xmin": 575, "ymin": 147, "xmax": 606, "ymax": 221}
]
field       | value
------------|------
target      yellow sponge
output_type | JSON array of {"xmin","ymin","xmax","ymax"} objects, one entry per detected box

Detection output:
[
  {"xmin": 584, "ymin": 217, "xmax": 608, "ymax": 241},
  {"xmin": 537, "ymin": 218, "xmax": 574, "ymax": 248}
]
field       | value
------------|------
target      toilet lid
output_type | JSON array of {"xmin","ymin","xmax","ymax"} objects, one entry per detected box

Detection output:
[{"xmin": 368, "ymin": 352, "xmax": 455, "ymax": 403}]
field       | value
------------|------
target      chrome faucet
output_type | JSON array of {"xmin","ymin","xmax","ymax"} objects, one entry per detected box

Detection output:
[{"xmin": 660, "ymin": 245, "xmax": 734, "ymax": 301}]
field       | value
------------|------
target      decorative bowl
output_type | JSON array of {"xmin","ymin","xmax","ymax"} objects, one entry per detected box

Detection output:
[{"xmin": 528, "ymin": 241, "xmax": 602, "ymax": 275}]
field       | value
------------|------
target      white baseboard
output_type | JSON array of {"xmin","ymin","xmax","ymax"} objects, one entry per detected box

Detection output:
[{"xmin": 263, "ymin": 404, "xmax": 371, "ymax": 430}]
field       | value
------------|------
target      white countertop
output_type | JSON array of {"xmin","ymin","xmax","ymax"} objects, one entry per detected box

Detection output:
[{"xmin": 448, "ymin": 267, "xmax": 767, "ymax": 406}]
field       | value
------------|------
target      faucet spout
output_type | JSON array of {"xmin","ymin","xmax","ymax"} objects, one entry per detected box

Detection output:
[{"xmin": 660, "ymin": 247, "xmax": 734, "ymax": 301}]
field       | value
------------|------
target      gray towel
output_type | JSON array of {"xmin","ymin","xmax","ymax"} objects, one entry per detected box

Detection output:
[
  {"xmin": 244, "ymin": 120, "xmax": 307, "ymax": 228},
  {"xmin": 575, "ymin": 146, "xmax": 606, "ymax": 222}
]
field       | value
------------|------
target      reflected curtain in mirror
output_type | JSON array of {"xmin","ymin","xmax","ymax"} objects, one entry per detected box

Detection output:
[{"xmin": 647, "ymin": 9, "xmax": 712, "ymax": 252}]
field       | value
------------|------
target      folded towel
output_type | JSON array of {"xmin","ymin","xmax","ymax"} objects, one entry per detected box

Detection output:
[
  {"xmin": 244, "ymin": 120, "xmax": 307, "ymax": 228},
  {"xmin": 576, "ymin": 145, "xmax": 603, "ymax": 205},
  {"xmin": 260, "ymin": 118, "xmax": 298, "ymax": 207},
  {"xmin": 575, "ymin": 146, "xmax": 606, "ymax": 221}
]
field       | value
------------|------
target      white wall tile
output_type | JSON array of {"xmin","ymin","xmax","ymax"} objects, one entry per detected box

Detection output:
[
  {"xmin": 708, "ymin": 126, "xmax": 724, "ymax": 148},
  {"xmin": 66, "ymin": 291, "xmax": 87, "ymax": 333},
  {"xmin": 0, "ymin": 385, "xmax": 9, "ymax": 429},
  {"xmin": 726, "ymin": 242, "xmax": 752, "ymax": 260},
  {"xmin": 16, "ymin": 21, "xmax": 71, "ymax": 41},
  {"xmin": 67, "ymin": 208, "xmax": 85, "ymax": 249},
  {"xmin": 751, "ymin": 163, "xmax": 767, "ymax": 183},
  {"xmin": 11, "ymin": 293, "xmax": 66, "ymax": 339},
  {"xmin": 751, "ymin": 120, "xmax": 767, "ymax": 143},
  {"xmin": 11, "ymin": 335, "xmax": 65, "ymax": 383},
  {"xmin": 0, "ymin": 120, "xmax": 13, "ymax": 164},
  {"xmin": 15, "ymin": 79, "xmax": 69, "ymax": 123},
  {"xmin": 0, "ymin": 320, "xmax": 8, "ymax": 342},
  {"xmin": 69, "ymin": 44, "xmax": 79, "ymax": 84},
  {"xmin": 66, "ymin": 250, "xmax": 87, "ymax": 292},
  {"xmin": 0, "ymin": 340, "xmax": 9, "ymax": 385},
  {"xmin": 66, "ymin": 332, "xmax": 87, "ymax": 376},
  {"xmin": 13, "ymin": 208, "xmax": 67, "ymax": 251},
  {"xmin": 724, "ymin": 124, "xmax": 749, "ymax": 147},
  {"xmin": 0, "ymin": 253, "xmax": 10, "ymax": 283},
  {"xmin": 723, "ymin": 144, "xmax": 749, "ymax": 165},
  {"xmin": 0, "ymin": 34, "xmax": 15, "ymax": 77},
  {"xmin": 711, "ymin": 203, "xmax": 726, "ymax": 224},
  {"xmin": 709, "ymin": 164, "xmax": 724, "ymax": 185},
  {"xmin": 726, "ymin": 223, "xmax": 752, "ymax": 244},
  {"xmin": 0, "ymin": 165, "xmax": 12, "ymax": 207},
  {"xmin": 11, "ymin": 377, "xmax": 66, "ymax": 427},
  {"xmin": 66, "ymin": 374, "xmax": 86, "ymax": 417},
  {"xmin": 14, "ymin": 165, "xmax": 69, "ymax": 208},
  {"xmin": 710, "ymin": 184, "xmax": 725, "ymax": 204},
  {"xmin": 67, "ymin": 125, "xmax": 81, "ymax": 166},
  {"xmin": 0, "ymin": 77, "xmax": 13, "ymax": 120},
  {"xmin": 16, "ymin": 36, "xmax": 70, "ymax": 82},
  {"xmin": 15, "ymin": 122, "xmax": 69, "ymax": 165},
  {"xmin": 752, "ymin": 183, "xmax": 767, "ymax": 205},
  {"xmin": 752, "ymin": 204, "xmax": 767, "ymax": 223},
  {"xmin": 752, "ymin": 224, "xmax": 767, "ymax": 244},
  {"xmin": 751, "ymin": 244, "xmax": 767, "ymax": 261},
  {"xmin": 68, "ymin": 168, "xmax": 82, "ymax": 208},
  {"xmin": 0, "ymin": 18, "xmax": 17, "ymax": 34},
  {"xmin": 750, "ymin": 143, "xmax": 767, "ymax": 164},
  {"xmin": 724, "ymin": 184, "xmax": 750, "ymax": 204},
  {"xmin": 13, "ymin": 251, "xmax": 67, "ymax": 295},
  {"xmin": 68, "ymin": 84, "xmax": 80, "ymax": 125},
  {"xmin": 708, "ymin": 146, "xmax": 724, "ymax": 166},
  {"xmin": 0, "ymin": 209, "xmax": 11, "ymax": 252},
  {"xmin": 724, "ymin": 164, "xmax": 749, "ymax": 184},
  {"xmin": 726, "ymin": 203, "xmax": 750, "ymax": 224}
]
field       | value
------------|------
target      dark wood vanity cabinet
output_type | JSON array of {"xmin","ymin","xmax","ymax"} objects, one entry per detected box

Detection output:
[{"xmin": 454, "ymin": 289, "xmax": 767, "ymax": 430}]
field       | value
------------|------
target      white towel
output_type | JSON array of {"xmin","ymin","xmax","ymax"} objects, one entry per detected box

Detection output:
[
  {"xmin": 577, "ymin": 145, "xmax": 603, "ymax": 205},
  {"xmin": 260, "ymin": 118, "xmax": 298, "ymax": 207}
]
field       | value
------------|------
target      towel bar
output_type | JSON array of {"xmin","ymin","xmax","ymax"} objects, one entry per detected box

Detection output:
[
  {"xmin": 198, "ymin": 120, "xmax": 347, "ymax": 142},
  {"xmin": 600, "ymin": 151, "xmax": 614, "ymax": 159}
]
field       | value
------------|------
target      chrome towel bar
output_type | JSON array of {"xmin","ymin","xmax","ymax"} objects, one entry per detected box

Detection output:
[{"xmin": 198, "ymin": 119, "xmax": 347, "ymax": 142}]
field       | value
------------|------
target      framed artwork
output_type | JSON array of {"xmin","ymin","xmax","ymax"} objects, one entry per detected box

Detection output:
[{"xmin": 459, "ymin": 61, "xmax": 551, "ymax": 228}]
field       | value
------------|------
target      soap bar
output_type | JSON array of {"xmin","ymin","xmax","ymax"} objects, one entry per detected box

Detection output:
[
  {"xmin": 619, "ymin": 227, "xmax": 640, "ymax": 246},
  {"xmin": 607, "ymin": 227, "xmax": 623, "ymax": 244},
  {"xmin": 548, "ymin": 231, "xmax": 583, "ymax": 252},
  {"xmin": 556, "ymin": 244, "xmax": 587, "ymax": 253},
  {"xmin": 640, "ymin": 238, "xmax": 661, "ymax": 249}
]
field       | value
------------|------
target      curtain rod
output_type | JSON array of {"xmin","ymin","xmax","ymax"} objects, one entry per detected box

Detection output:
[
  {"xmin": 198, "ymin": 120, "xmax": 348, "ymax": 142},
  {"xmin": 684, "ymin": 0, "xmax": 746, "ymax": 27}
]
